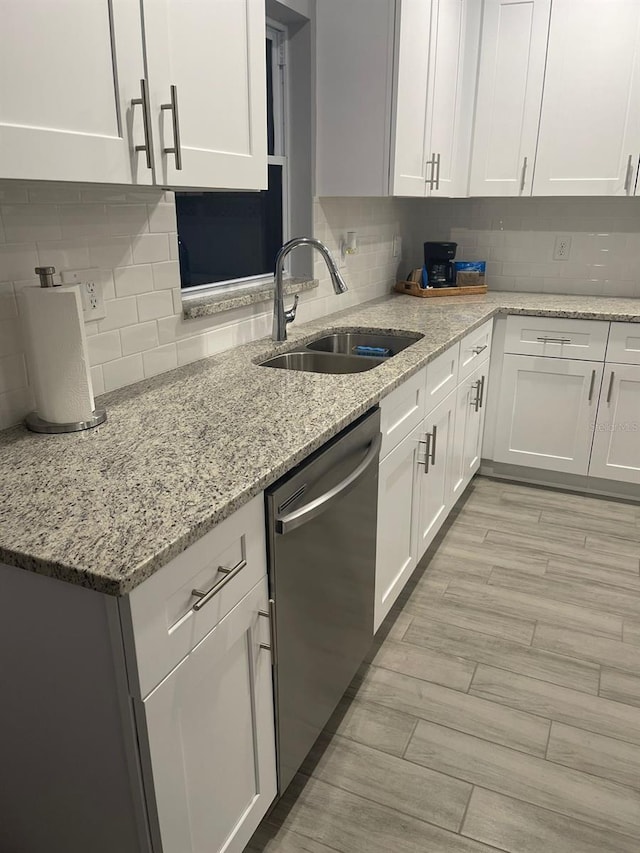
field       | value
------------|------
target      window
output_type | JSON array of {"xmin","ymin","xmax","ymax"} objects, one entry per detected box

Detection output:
[{"xmin": 176, "ymin": 24, "xmax": 288, "ymax": 291}]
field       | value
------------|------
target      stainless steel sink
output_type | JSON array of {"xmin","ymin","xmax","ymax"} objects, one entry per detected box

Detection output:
[
  {"xmin": 306, "ymin": 331, "xmax": 423, "ymax": 356},
  {"xmin": 260, "ymin": 350, "xmax": 385, "ymax": 374}
]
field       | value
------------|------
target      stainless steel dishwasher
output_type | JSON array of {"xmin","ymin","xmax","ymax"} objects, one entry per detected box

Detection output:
[{"xmin": 266, "ymin": 408, "xmax": 381, "ymax": 795}]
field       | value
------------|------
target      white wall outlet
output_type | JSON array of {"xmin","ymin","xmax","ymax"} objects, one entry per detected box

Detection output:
[
  {"xmin": 393, "ymin": 235, "xmax": 403, "ymax": 258},
  {"xmin": 553, "ymin": 235, "xmax": 572, "ymax": 261},
  {"xmin": 61, "ymin": 268, "xmax": 107, "ymax": 321}
]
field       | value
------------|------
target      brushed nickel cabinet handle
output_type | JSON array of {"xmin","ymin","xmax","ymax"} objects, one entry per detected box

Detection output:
[
  {"xmin": 132, "ymin": 78, "xmax": 154, "ymax": 169},
  {"xmin": 624, "ymin": 154, "xmax": 634, "ymax": 194},
  {"xmin": 430, "ymin": 424, "xmax": 437, "ymax": 465},
  {"xmin": 472, "ymin": 344, "xmax": 487, "ymax": 356},
  {"xmin": 161, "ymin": 84, "xmax": 183, "ymax": 170},
  {"xmin": 258, "ymin": 599, "xmax": 277, "ymax": 659},
  {"xmin": 536, "ymin": 336, "xmax": 572, "ymax": 344},
  {"xmin": 435, "ymin": 152, "xmax": 441, "ymax": 190},
  {"xmin": 606, "ymin": 371, "xmax": 615, "ymax": 404},
  {"xmin": 420, "ymin": 434, "xmax": 431, "ymax": 474},
  {"xmin": 192, "ymin": 558, "xmax": 247, "ymax": 611},
  {"xmin": 479, "ymin": 375, "xmax": 486, "ymax": 409},
  {"xmin": 520, "ymin": 156, "xmax": 528, "ymax": 193},
  {"xmin": 471, "ymin": 379, "xmax": 481, "ymax": 412},
  {"xmin": 588, "ymin": 369, "xmax": 596, "ymax": 402},
  {"xmin": 425, "ymin": 155, "xmax": 436, "ymax": 189}
]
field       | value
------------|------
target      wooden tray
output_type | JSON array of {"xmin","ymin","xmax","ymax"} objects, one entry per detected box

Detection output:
[{"xmin": 395, "ymin": 280, "xmax": 488, "ymax": 298}]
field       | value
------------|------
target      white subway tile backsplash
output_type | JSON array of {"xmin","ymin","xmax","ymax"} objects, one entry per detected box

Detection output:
[
  {"xmin": 148, "ymin": 203, "xmax": 177, "ymax": 233},
  {"xmin": 90, "ymin": 365, "xmax": 105, "ymax": 397},
  {"xmin": 89, "ymin": 236, "xmax": 133, "ymax": 269},
  {"xmin": 59, "ymin": 204, "xmax": 109, "ymax": 239},
  {"xmin": 87, "ymin": 330, "xmax": 122, "ymax": 365},
  {"xmin": 120, "ymin": 321, "xmax": 158, "ymax": 355},
  {"xmin": 0, "ymin": 283, "xmax": 18, "ymax": 319},
  {"xmin": 0, "ymin": 353, "xmax": 28, "ymax": 393},
  {"xmin": 114, "ymin": 264, "xmax": 154, "ymax": 298},
  {"xmin": 176, "ymin": 334, "xmax": 208, "ymax": 366},
  {"xmin": 137, "ymin": 290, "xmax": 174, "ymax": 322},
  {"xmin": 0, "ymin": 244, "xmax": 38, "ymax": 281},
  {"xmin": 132, "ymin": 233, "xmax": 169, "ymax": 264},
  {"xmin": 107, "ymin": 204, "xmax": 149, "ymax": 237},
  {"xmin": 99, "ymin": 297, "xmax": 138, "ymax": 332},
  {"xmin": 0, "ymin": 184, "xmax": 401, "ymax": 426},
  {"xmin": 103, "ymin": 353, "xmax": 144, "ymax": 392},
  {"xmin": 36, "ymin": 238, "xmax": 91, "ymax": 272},
  {"xmin": 1, "ymin": 204, "xmax": 60, "ymax": 242},
  {"xmin": 143, "ymin": 343, "xmax": 177, "ymax": 377},
  {"xmin": 152, "ymin": 260, "xmax": 180, "ymax": 291}
]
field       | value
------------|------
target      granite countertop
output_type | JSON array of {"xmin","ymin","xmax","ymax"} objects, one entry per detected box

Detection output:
[{"xmin": 1, "ymin": 291, "xmax": 639, "ymax": 596}]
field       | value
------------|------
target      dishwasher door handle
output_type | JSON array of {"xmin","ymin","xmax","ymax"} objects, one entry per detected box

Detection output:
[{"xmin": 275, "ymin": 432, "xmax": 382, "ymax": 535}]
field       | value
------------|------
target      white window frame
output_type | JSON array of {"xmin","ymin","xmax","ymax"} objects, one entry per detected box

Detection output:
[{"xmin": 181, "ymin": 20, "xmax": 290, "ymax": 297}]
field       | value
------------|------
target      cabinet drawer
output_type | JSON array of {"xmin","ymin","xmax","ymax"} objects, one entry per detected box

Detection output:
[
  {"xmin": 379, "ymin": 367, "xmax": 426, "ymax": 459},
  {"xmin": 504, "ymin": 316, "xmax": 609, "ymax": 361},
  {"xmin": 459, "ymin": 320, "xmax": 493, "ymax": 380},
  {"xmin": 425, "ymin": 343, "xmax": 460, "ymax": 413},
  {"xmin": 606, "ymin": 322, "xmax": 640, "ymax": 365},
  {"xmin": 123, "ymin": 494, "xmax": 267, "ymax": 699}
]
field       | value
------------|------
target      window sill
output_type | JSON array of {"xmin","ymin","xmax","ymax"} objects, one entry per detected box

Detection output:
[{"xmin": 182, "ymin": 277, "xmax": 318, "ymax": 320}]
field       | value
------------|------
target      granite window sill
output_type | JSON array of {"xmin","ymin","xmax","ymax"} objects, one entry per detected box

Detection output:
[{"xmin": 182, "ymin": 277, "xmax": 318, "ymax": 320}]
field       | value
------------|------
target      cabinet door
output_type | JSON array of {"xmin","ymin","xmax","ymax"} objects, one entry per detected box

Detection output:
[
  {"xmin": 375, "ymin": 423, "xmax": 422, "ymax": 632},
  {"xmin": 0, "ymin": 0, "xmax": 151, "ymax": 185},
  {"xmin": 451, "ymin": 361, "xmax": 489, "ymax": 502},
  {"xmin": 427, "ymin": 0, "xmax": 481, "ymax": 197},
  {"xmin": 589, "ymin": 364, "xmax": 640, "ymax": 484},
  {"xmin": 140, "ymin": 579, "xmax": 276, "ymax": 853},
  {"xmin": 493, "ymin": 355, "xmax": 603, "ymax": 475},
  {"xmin": 469, "ymin": 0, "xmax": 551, "ymax": 196},
  {"xmin": 533, "ymin": 0, "xmax": 640, "ymax": 196},
  {"xmin": 390, "ymin": 0, "xmax": 434, "ymax": 196},
  {"xmin": 142, "ymin": 0, "xmax": 267, "ymax": 189},
  {"xmin": 416, "ymin": 390, "xmax": 456, "ymax": 559}
]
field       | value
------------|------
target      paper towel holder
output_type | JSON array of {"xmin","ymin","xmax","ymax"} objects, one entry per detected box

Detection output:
[
  {"xmin": 24, "ymin": 265, "xmax": 107, "ymax": 434},
  {"xmin": 25, "ymin": 410, "xmax": 107, "ymax": 434}
]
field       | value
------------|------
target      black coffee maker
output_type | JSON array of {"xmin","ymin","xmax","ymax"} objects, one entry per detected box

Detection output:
[{"xmin": 424, "ymin": 241, "xmax": 457, "ymax": 287}]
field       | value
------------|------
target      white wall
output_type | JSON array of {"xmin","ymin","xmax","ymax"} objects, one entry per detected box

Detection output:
[
  {"xmin": 401, "ymin": 196, "xmax": 640, "ymax": 298},
  {"xmin": 0, "ymin": 182, "xmax": 403, "ymax": 429}
]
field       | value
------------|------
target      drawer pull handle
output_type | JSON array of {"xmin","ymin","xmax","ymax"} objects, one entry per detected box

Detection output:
[
  {"xmin": 472, "ymin": 344, "xmax": 487, "ymax": 355},
  {"xmin": 191, "ymin": 558, "xmax": 247, "ymax": 611},
  {"xmin": 419, "ymin": 434, "xmax": 431, "ymax": 474},
  {"xmin": 536, "ymin": 336, "xmax": 572, "ymax": 344},
  {"xmin": 588, "ymin": 369, "xmax": 596, "ymax": 402},
  {"xmin": 258, "ymin": 600, "xmax": 277, "ymax": 661},
  {"xmin": 606, "ymin": 371, "xmax": 615, "ymax": 404}
]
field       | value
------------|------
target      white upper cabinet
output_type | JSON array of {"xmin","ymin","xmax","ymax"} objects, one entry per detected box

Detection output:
[
  {"xmin": 0, "ymin": 0, "xmax": 152, "ymax": 185},
  {"xmin": 533, "ymin": 0, "xmax": 640, "ymax": 196},
  {"xmin": 391, "ymin": 0, "xmax": 435, "ymax": 195},
  {"xmin": 316, "ymin": 0, "xmax": 480, "ymax": 197},
  {"xmin": 142, "ymin": 0, "xmax": 267, "ymax": 190},
  {"xmin": 469, "ymin": 0, "xmax": 551, "ymax": 197},
  {"xmin": 0, "ymin": 0, "xmax": 267, "ymax": 189}
]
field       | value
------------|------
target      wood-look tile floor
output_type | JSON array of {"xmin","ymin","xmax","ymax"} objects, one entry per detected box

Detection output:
[{"xmin": 248, "ymin": 476, "xmax": 640, "ymax": 853}]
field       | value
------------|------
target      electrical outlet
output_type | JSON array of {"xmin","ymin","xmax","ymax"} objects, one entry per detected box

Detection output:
[
  {"xmin": 61, "ymin": 268, "xmax": 107, "ymax": 321},
  {"xmin": 393, "ymin": 235, "xmax": 402, "ymax": 258},
  {"xmin": 553, "ymin": 235, "xmax": 572, "ymax": 261}
]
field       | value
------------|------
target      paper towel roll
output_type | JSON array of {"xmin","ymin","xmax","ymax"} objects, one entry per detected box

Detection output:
[{"xmin": 20, "ymin": 285, "xmax": 95, "ymax": 424}]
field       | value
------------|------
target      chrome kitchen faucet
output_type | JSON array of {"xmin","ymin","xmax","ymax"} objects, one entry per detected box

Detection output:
[{"xmin": 272, "ymin": 237, "xmax": 348, "ymax": 342}]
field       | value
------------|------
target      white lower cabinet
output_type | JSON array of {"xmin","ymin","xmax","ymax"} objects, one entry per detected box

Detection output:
[
  {"xmin": 451, "ymin": 360, "xmax": 489, "ymax": 502},
  {"xmin": 415, "ymin": 389, "xmax": 457, "ymax": 560},
  {"xmin": 375, "ymin": 423, "xmax": 423, "ymax": 631},
  {"xmin": 138, "ymin": 578, "xmax": 276, "ymax": 853},
  {"xmin": 493, "ymin": 354, "xmax": 603, "ymax": 475},
  {"xmin": 589, "ymin": 364, "xmax": 640, "ymax": 484}
]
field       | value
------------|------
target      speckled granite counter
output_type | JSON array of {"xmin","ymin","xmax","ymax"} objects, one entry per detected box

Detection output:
[{"xmin": 1, "ymin": 291, "xmax": 638, "ymax": 595}]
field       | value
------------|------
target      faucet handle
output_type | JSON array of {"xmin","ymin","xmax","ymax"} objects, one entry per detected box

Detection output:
[{"xmin": 284, "ymin": 293, "xmax": 299, "ymax": 325}]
